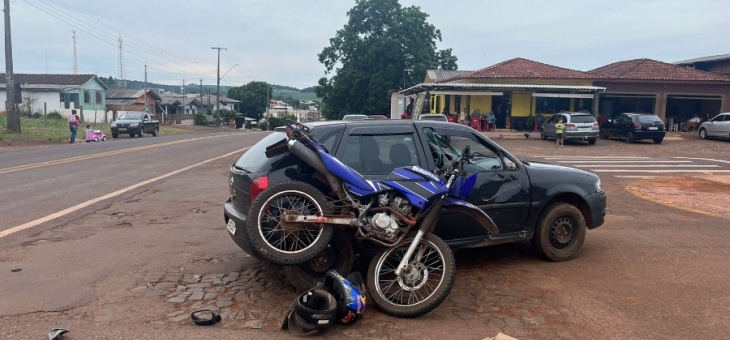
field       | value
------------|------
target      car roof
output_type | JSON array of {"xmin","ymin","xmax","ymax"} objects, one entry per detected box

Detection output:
[
  {"xmin": 304, "ymin": 119, "xmax": 455, "ymax": 129},
  {"xmin": 558, "ymin": 111, "xmax": 592, "ymax": 116}
]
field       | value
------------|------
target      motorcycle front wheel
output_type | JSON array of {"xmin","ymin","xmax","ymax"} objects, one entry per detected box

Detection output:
[
  {"xmin": 246, "ymin": 181, "xmax": 334, "ymax": 265},
  {"xmin": 366, "ymin": 232, "xmax": 455, "ymax": 318}
]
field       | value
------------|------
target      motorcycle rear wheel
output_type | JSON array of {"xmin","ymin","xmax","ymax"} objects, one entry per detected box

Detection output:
[
  {"xmin": 246, "ymin": 181, "xmax": 333, "ymax": 265},
  {"xmin": 366, "ymin": 232, "xmax": 455, "ymax": 318},
  {"xmin": 282, "ymin": 235, "xmax": 355, "ymax": 292}
]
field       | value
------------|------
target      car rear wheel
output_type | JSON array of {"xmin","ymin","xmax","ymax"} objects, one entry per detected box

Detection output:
[
  {"xmin": 282, "ymin": 236, "xmax": 354, "ymax": 292},
  {"xmin": 532, "ymin": 202, "xmax": 587, "ymax": 262},
  {"xmin": 653, "ymin": 138, "xmax": 663, "ymax": 144},
  {"xmin": 588, "ymin": 139, "xmax": 596, "ymax": 145},
  {"xmin": 699, "ymin": 128, "xmax": 708, "ymax": 139},
  {"xmin": 626, "ymin": 132, "xmax": 636, "ymax": 143},
  {"xmin": 246, "ymin": 181, "xmax": 334, "ymax": 265},
  {"xmin": 152, "ymin": 127, "xmax": 158, "ymax": 137}
]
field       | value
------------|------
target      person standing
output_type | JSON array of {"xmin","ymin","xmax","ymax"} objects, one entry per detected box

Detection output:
[
  {"xmin": 487, "ymin": 111, "xmax": 496, "ymax": 131},
  {"xmin": 67, "ymin": 109, "xmax": 81, "ymax": 144},
  {"xmin": 555, "ymin": 117, "xmax": 565, "ymax": 148},
  {"xmin": 459, "ymin": 107, "xmax": 468, "ymax": 125}
]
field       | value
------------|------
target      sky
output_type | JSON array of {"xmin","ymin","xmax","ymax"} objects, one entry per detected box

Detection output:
[{"xmin": 3, "ymin": 0, "xmax": 729, "ymax": 89}]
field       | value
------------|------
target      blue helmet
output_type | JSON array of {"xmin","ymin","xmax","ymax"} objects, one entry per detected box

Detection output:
[{"xmin": 317, "ymin": 270, "xmax": 366, "ymax": 325}]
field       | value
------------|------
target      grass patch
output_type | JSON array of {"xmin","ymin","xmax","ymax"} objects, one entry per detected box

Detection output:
[{"xmin": 0, "ymin": 115, "xmax": 213, "ymax": 144}]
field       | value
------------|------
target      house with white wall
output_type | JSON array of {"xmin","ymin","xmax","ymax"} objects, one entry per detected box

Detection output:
[{"xmin": 0, "ymin": 73, "xmax": 109, "ymax": 122}]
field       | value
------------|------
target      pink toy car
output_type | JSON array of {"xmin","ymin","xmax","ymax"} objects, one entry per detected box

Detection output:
[{"xmin": 85, "ymin": 129, "xmax": 107, "ymax": 142}]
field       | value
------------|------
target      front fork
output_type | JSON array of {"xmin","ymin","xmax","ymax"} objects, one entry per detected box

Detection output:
[{"xmin": 394, "ymin": 196, "xmax": 445, "ymax": 276}]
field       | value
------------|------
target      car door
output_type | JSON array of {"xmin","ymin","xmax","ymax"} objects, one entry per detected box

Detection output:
[
  {"xmin": 142, "ymin": 113, "xmax": 152, "ymax": 131},
  {"xmin": 543, "ymin": 114, "xmax": 557, "ymax": 138},
  {"xmin": 418, "ymin": 125, "xmax": 531, "ymax": 238},
  {"xmin": 709, "ymin": 114, "xmax": 730, "ymax": 137},
  {"xmin": 611, "ymin": 114, "xmax": 631, "ymax": 138}
]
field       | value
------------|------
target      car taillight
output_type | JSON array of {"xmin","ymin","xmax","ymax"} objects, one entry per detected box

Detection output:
[
  {"xmin": 593, "ymin": 123, "xmax": 599, "ymax": 127},
  {"xmin": 634, "ymin": 122, "xmax": 641, "ymax": 129},
  {"xmin": 566, "ymin": 124, "xmax": 576, "ymax": 128},
  {"xmin": 250, "ymin": 176, "xmax": 269, "ymax": 201}
]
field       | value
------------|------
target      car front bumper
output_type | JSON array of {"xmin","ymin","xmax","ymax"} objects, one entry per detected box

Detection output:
[
  {"xmin": 224, "ymin": 198, "xmax": 264, "ymax": 260},
  {"xmin": 584, "ymin": 191, "xmax": 607, "ymax": 229}
]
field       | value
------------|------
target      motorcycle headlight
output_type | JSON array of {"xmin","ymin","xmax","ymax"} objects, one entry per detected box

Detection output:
[
  {"xmin": 111, "ymin": 123, "xmax": 117, "ymax": 127},
  {"xmin": 594, "ymin": 179, "xmax": 603, "ymax": 193},
  {"xmin": 130, "ymin": 123, "xmax": 139, "ymax": 127}
]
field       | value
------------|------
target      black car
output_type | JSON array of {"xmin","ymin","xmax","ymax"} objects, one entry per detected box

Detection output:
[
  {"xmin": 599, "ymin": 112, "xmax": 666, "ymax": 143},
  {"xmin": 224, "ymin": 120, "xmax": 606, "ymax": 289}
]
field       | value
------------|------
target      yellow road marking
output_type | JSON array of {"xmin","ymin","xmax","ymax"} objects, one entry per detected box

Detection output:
[
  {"xmin": 625, "ymin": 185, "xmax": 726, "ymax": 219},
  {"xmin": 0, "ymin": 146, "xmax": 251, "ymax": 239}
]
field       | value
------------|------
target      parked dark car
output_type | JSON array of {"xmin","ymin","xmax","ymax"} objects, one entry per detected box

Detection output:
[
  {"xmin": 698, "ymin": 112, "xmax": 730, "ymax": 140},
  {"xmin": 224, "ymin": 120, "xmax": 606, "ymax": 289},
  {"xmin": 599, "ymin": 112, "xmax": 665, "ymax": 143},
  {"xmin": 110, "ymin": 111, "xmax": 159, "ymax": 138},
  {"xmin": 541, "ymin": 111, "xmax": 599, "ymax": 145}
]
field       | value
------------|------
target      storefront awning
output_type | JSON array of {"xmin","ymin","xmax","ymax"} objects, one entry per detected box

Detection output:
[
  {"xmin": 532, "ymin": 93, "xmax": 595, "ymax": 98},
  {"xmin": 400, "ymin": 82, "xmax": 606, "ymax": 96}
]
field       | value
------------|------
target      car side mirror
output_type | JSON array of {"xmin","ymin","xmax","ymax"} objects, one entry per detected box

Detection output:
[{"xmin": 503, "ymin": 157, "xmax": 517, "ymax": 171}]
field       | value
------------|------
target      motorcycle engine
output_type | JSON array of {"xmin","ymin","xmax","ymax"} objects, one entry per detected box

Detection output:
[{"xmin": 364, "ymin": 193, "xmax": 412, "ymax": 243}]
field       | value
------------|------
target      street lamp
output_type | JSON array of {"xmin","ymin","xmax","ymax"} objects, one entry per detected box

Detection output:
[{"xmin": 403, "ymin": 68, "xmax": 413, "ymax": 89}]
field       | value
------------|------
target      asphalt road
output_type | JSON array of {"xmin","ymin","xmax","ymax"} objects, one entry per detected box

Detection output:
[{"xmin": 0, "ymin": 130, "xmax": 728, "ymax": 339}]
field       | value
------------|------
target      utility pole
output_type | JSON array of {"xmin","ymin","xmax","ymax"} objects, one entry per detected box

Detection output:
[
  {"xmin": 181, "ymin": 78, "xmax": 185, "ymax": 116},
  {"xmin": 211, "ymin": 47, "xmax": 226, "ymax": 115},
  {"xmin": 143, "ymin": 64, "xmax": 148, "ymax": 113},
  {"xmin": 72, "ymin": 30, "xmax": 78, "ymax": 75},
  {"xmin": 199, "ymin": 78, "xmax": 203, "ymax": 106},
  {"xmin": 4, "ymin": 0, "xmax": 19, "ymax": 132}
]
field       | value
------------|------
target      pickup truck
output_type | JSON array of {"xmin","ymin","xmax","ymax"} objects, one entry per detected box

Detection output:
[
  {"xmin": 224, "ymin": 120, "xmax": 607, "ymax": 290},
  {"xmin": 110, "ymin": 111, "xmax": 159, "ymax": 138}
]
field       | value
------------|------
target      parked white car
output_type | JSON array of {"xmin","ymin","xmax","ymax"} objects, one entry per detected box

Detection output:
[{"xmin": 698, "ymin": 113, "xmax": 730, "ymax": 140}]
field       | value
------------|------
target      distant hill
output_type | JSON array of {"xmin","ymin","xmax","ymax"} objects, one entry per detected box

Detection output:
[{"xmin": 102, "ymin": 77, "xmax": 318, "ymax": 102}]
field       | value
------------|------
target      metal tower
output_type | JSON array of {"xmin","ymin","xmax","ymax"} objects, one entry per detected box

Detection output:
[{"xmin": 72, "ymin": 30, "xmax": 78, "ymax": 74}]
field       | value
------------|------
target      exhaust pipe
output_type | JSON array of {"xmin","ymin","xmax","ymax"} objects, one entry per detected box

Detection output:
[{"xmin": 288, "ymin": 139, "xmax": 343, "ymax": 198}]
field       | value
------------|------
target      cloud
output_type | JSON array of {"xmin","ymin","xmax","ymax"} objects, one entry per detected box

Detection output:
[{"xmin": 3, "ymin": 0, "xmax": 729, "ymax": 89}]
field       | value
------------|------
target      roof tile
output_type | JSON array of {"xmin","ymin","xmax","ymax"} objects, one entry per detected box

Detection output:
[
  {"xmin": 458, "ymin": 58, "xmax": 594, "ymax": 80},
  {"xmin": 590, "ymin": 58, "xmax": 730, "ymax": 82}
]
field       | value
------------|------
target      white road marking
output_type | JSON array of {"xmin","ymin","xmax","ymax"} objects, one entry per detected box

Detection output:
[
  {"xmin": 556, "ymin": 160, "xmax": 692, "ymax": 163},
  {"xmin": 0, "ymin": 147, "xmax": 251, "ymax": 239},
  {"xmin": 571, "ymin": 164, "xmax": 719, "ymax": 168},
  {"xmin": 674, "ymin": 157, "xmax": 730, "ymax": 164},
  {"xmin": 593, "ymin": 170, "xmax": 730, "ymax": 173}
]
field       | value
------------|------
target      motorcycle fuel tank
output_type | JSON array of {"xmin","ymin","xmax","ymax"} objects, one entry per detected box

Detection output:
[{"xmin": 380, "ymin": 166, "xmax": 447, "ymax": 208}]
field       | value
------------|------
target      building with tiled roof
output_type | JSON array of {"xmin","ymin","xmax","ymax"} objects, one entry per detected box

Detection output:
[
  {"xmin": 0, "ymin": 73, "xmax": 109, "ymax": 123},
  {"xmin": 391, "ymin": 57, "xmax": 730, "ymax": 128},
  {"xmin": 106, "ymin": 88, "xmax": 162, "ymax": 117}
]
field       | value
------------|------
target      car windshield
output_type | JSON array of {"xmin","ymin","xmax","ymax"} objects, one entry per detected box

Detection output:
[
  {"xmin": 636, "ymin": 115, "xmax": 662, "ymax": 124},
  {"xmin": 119, "ymin": 112, "xmax": 144, "ymax": 120},
  {"xmin": 570, "ymin": 115, "xmax": 597, "ymax": 123},
  {"xmin": 420, "ymin": 115, "xmax": 446, "ymax": 121}
]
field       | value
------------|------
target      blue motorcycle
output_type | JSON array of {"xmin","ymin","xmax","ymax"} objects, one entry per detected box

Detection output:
[{"xmin": 248, "ymin": 121, "xmax": 499, "ymax": 318}]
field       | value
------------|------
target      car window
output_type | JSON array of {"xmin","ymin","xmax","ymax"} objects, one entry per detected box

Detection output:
[
  {"xmin": 318, "ymin": 131, "xmax": 339, "ymax": 153},
  {"xmin": 570, "ymin": 115, "xmax": 597, "ymax": 123},
  {"xmin": 422, "ymin": 127, "xmax": 502, "ymax": 172},
  {"xmin": 339, "ymin": 133, "xmax": 419, "ymax": 175},
  {"xmin": 614, "ymin": 114, "xmax": 628, "ymax": 124},
  {"xmin": 636, "ymin": 115, "xmax": 662, "ymax": 124}
]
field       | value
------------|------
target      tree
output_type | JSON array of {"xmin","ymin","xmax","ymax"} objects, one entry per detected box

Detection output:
[
  {"xmin": 227, "ymin": 81, "xmax": 272, "ymax": 120},
  {"xmin": 315, "ymin": 0, "xmax": 457, "ymax": 120}
]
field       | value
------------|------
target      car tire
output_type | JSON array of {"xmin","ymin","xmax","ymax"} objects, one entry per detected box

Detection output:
[
  {"xmin": 599, "ymin": 130, "xmax": 608, "ymax": 139},
  {"xmin": 653, "ymin": 138, "xmax": 663, "ymax": 144},
  {"xmin": 532, "ymin": 202, "xmax": 587, "ymax": 262},
  {"xmin": 152, "ymin": 127, "xmax": 158, "ymax": 137},
  {"xmin": 281, "ymin": 236, "xmax": 355, "ymax": 292},
  {"xmin": 94, "ymin": 137, "xmax": 99, "ymax": 142},
  {"xmin": 699, "ymin": 128, "xmax": 707, "ymax": 139},
  {"xmin": 112, "ymin": 133, "xmax": 118, "ymax": 139},
  {"xmin": 588, "ymin": 139, "xmax": 596, "ymax": 145},
  {"xmin": 246, "ymin": 181, "xmax": 334, "ymax": 265},
  {"xmin": 102, "ymin": 136, "xmax": 106, "ymax": 141},
  {"xmin": 540, "ymin": 129, "xmax": 547, "ymax": 140},
  {"xmin": 626, "ymin": 132, "xmax": 636, "ymax": 143},
  {"xmin": 138, "ymin": 130, "xmax": 144, "ymax": 138},
  {"xmin": 129, "ymin": 133, "xmax": 135, "ymax": 138}
]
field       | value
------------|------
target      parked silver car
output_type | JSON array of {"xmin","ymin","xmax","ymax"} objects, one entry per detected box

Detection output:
[
  {"xmin": 418, "ymin": 113, "xmax": 448, "ymax": 122},
  {"xmin": 698, "ymin": 112, "xmax": 730, "ymax": 140},
  {"xmin": 541, "ymin": 111, "xmax": 599, "ymax": 145}
]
